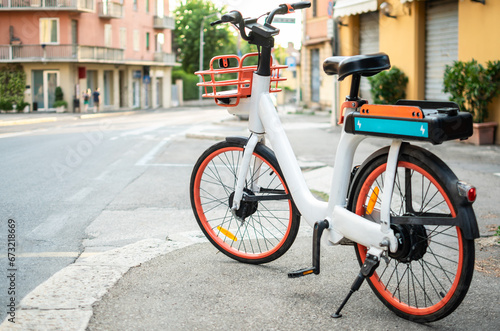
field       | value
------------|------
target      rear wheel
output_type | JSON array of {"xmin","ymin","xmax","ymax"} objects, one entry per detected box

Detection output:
[
  {"xmin": 350, "ymin": 150, "xmax": 475, "ymax": 322},
  {"xmin": 190, "ymin": 140, "xmax": 300, "ymax": 264}
]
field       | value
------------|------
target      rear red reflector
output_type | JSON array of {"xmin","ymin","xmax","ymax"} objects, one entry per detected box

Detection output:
[
  {"xmin": 467, "ymin": 187, "xmax": 476, "ymax": 203},
  {"xmin": 457, "ymin": 181, "xmax": 476, "ymax": 203}
]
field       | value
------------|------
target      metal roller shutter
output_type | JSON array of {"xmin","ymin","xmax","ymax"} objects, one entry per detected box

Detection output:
[
  {"xmin": 425, "ymin": 0, "xmax": 458, "ymax": 101},
  {"xmin": 359, "ymin": 12, "xmax": 379, "ymax": 101}
]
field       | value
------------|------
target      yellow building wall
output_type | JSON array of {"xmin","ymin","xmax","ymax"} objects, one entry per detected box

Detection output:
[
  {"xmin": 459, "ymin": 0, "xmax": 500, "ymax": 143},
  {"xmin": 337, "ymin": 15, "xmax": 359, "ymax": 122},
  {"xmin": 378, "ymin": 0, "xmax": 425, "ymax": 100}
]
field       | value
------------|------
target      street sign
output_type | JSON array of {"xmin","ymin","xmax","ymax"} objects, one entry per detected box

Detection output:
[
  {"xmin": 285, "ymin": 56, "xmax": 297, "ymax": 71},
  {"xmin": 273, "ymin": 17, "xmax": 296, "ymax": 24},
  {"xmin": 327, "ymin": 18, "xmax": 334, "ymax": 39}
]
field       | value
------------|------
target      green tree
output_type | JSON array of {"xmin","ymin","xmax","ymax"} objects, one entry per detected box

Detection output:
[
  {"xmin": 174, "ymin": 0, "xmax": 236, "ymax": 74},
  {"xmin": 368, "ymin": 67, "xmax": 408, "ymax": 105},
  {"xmin": 0, "ymin": 64, "xmax": 26, "ymax": 109}
]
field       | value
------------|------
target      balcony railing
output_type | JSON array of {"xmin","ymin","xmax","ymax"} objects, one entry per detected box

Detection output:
[
  {"xmin": 98, "ymin": 1, "xmax": 123, "ymax": 19},
  {"xmin": 0, "ymin": 0, "xmax": 94, "ymax": 11},
  {"xmin": 154, "ymin": 52, "xmax": 176, "ymax": 64},
  {"xmin": 79, "ymin": 45, "xmax": 123, "ymax": 61},
  {"xmin": 153, "ymin": 16, "xmax": 175, "ymax": 30},
  {"xmin": 0, "ymin": 45, "xmax": 124, "ymax": 62}
]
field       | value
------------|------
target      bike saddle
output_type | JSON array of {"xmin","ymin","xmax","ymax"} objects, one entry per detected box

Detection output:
[{"xmin": 323, "ymin": 53, "xmax": 391, "ymax": 81}]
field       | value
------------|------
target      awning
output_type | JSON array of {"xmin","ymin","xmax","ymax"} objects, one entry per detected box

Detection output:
[{"xmin": 333, "ymin": 0, "xmax": 378, "ymax": 18}]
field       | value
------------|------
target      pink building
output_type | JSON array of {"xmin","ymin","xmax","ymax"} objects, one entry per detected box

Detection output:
[{"xmin": 0, "ymin": 0, "xmax": 176, "ymax": 111}]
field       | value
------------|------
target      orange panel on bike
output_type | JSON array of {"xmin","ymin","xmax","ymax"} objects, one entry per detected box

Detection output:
[{"xmin": 359, "ymin": 104, "xmax": 424, "ymax": 119}]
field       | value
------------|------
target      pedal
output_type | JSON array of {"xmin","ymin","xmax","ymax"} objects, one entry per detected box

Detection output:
[
  {"xmin": 288, "ymin": 220, "xmax": 329, "ymax": 278},
  {"xmin": 331, "ymin": 254, "xmax": 380, "ymax": 318}
]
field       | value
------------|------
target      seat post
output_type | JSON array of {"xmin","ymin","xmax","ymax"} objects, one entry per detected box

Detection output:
[{"xmin": 347, "ymin": 74, "xmax": 361, "ymax": 101}]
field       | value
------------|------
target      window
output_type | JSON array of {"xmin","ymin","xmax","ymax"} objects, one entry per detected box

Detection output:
[
  {"xmin": 146, "ymin": 32, "xmax": 150, "ymax": 51},
  {"xmin": 104, "ymin": 24, "xmax": 112, "ymax": 47},
  {"xmin": 133, "ymin": 0, "xmax": 137, "ymax": 11},
  {"xmin": 120, "ymin": 27, "xmax": 127, "ymax": 49},
  {"xmin": 40, "ymin": 18, "xmax": 59, "ymax": 44},
  {"xmin": 313, "ymin": 0, "xmax": 317, "ymax": 17},
  {"xmin": 155, "ymin": 33, "xmax": 164, "ymax": 52},
  {"xmin": 71, "ymin": 20, "xmax": 78, "ymax": 44},
  {"xmin": 156, "ymin": 0, "xmax": 164, "ymax": 17},
  {"xmin": 146, "ymin": 0, "xmax": 149, "ymax": 13},
  {"xmin": 133, "ymin": 29, "xmax": 139, "ymax": 51}
]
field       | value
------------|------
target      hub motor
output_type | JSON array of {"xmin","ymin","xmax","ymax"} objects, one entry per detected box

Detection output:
[
  {"xmin": 229, "ymin": 188, "xmax": 258, "ymax": 220},
  {"xmin": 389, "ymin": 223, "xmax": 429, "ymax": 263}
]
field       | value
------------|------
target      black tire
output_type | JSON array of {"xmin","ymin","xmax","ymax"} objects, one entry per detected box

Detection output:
[
  {"xmin": 349, "ymin": 146, "xmax": 475, "ymax": 323},
  {"xmin": 190, "ymin": 139, "xmax": 300, "ymax": 264}
]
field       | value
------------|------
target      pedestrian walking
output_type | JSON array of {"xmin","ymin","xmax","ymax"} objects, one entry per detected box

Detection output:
[
  {"xmin": 92, "ymin": 88, "xmax": 100, "ymax": 113},
  {"xmin": 83, "ymin": 89, "xmax": 91, "ymax": 113}
]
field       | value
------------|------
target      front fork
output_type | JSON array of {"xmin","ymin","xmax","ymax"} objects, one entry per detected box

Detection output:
[{"xmin": 231, "ymin": 133, "xmax": 262, "ymax": 215}]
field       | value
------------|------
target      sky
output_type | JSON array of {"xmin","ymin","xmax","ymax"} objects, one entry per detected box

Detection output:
[{"xmin": 171, "ymin": 0, "xmax": 303, "ymax": 48}]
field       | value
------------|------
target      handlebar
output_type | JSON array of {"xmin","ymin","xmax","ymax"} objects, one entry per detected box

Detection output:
[
  {"xmin": 210, "ymin": 2, "xmax": 311, "ymax": 41},
  {"xmin": 267, "ymin": 1, "xmax": 311, "ymax": 24}
]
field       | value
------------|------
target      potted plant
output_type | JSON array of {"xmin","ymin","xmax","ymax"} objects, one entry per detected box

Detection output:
[
  {"xmin": 18, "ymin": 101, "xmax": 30, "ymax": 113},
  {"xmin": 0, "ymin": 100, "xmax": 13, "ymax": 113},
  {"xmin": 54, "ymin": 86, "xmax": 68, "ymax": 113},
  {"xmin": 443, "ymin": 60, "xmax": 500, "ymax": 145}
]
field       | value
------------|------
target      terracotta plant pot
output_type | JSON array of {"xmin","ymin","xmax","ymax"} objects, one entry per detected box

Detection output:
[{"xmin": 466, "ymin": 122, "xmax": 497, "ymax": 145}]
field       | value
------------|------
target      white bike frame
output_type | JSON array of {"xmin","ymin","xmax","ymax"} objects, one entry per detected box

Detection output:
[{"xmin": 231, "ymin": 73, "xmax": 399, "ymax": 257}]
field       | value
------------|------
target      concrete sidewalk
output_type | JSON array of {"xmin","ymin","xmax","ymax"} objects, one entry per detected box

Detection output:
[{"xmin": 1, "ymin": 110, "xmax": 499, "ymax": 330}]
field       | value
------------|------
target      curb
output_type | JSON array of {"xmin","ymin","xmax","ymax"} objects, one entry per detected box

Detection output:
[
  {"xmin": 79, "ymin": 111, "xmax": 136, "ymax": 120},
  {"xmin": 0, "ymin": 117, "xmax": 58, "ymax": 127},
  {"xmin": 0, "ymin": 111, "xmax": 137, "ymax": 127},
  {"xmin": 0, "ymin": 239, "xmax": 192, "ymax": 331}
]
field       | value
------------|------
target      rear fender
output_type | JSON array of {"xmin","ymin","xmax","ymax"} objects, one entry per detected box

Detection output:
[{"xmin": 348, "ymin": 143, "xmax": 479, "ymax": 240}]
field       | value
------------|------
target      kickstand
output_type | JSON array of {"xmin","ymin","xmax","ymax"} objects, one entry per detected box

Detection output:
[
  {"xmin": 288, "ymin": 220, "xmax": 329, "ymax": 278},
  {"xmin": 331, "ymin": 254, "xmax": 380, "ymax": 318}
]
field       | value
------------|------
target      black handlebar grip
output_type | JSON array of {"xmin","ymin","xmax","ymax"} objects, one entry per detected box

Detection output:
[
  {"xmin": 291, "ymin": 1, "xmax": 311, "ymax": 10},
  {"xmin": 221, "ymin": 10, "xmax": 243, "ymax": 24}
]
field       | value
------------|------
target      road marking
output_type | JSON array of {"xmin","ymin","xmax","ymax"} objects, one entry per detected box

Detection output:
[
  {"xmin": 95, "ymin": 158, "xmax": 123, "ymax": 180},
  {"xmin": 146, "ymin": 163, "xmax": 193, "ymax": 167},
  {"xmin": 118, "ymin": 124, "xmax": 164, "ymax": 137},
  {"xmin": 66, "ymin": 187, "xmax": 93, "ymax": 202},
  {"xmin": 135, "ymin": 137, "xmax": 172, "ymax": 166},
  {"xmin": 0, "ymin": 251, "xmax": 98, "ymax": 258},
  {"xmin": 135, "ymin": 129, "xmax": 190, "ymax": 166},
  {"xmin": 494, "ymin": 173, "xmax": 500, "ymax": 177},
  {"xmin": 0, "ymin": 131, "xmax": 31, "ymax": 139}
]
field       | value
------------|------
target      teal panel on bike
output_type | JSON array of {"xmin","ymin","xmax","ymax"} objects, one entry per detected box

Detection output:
[{"xmin": 354, "ymin": 117, "xmax": 429, "ymax": 138}]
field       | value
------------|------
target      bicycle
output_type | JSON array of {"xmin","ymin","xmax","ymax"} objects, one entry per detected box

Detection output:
[{"xmin": 190, "ymin": 2, "xmax": 479, "ymax": 323}]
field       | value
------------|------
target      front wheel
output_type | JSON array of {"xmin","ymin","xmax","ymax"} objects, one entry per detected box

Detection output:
[
  {"xmin": 190, "ymin": 139, "xmax": 300, "ymax": 264},
  {"xmin": 350, "ymin": 147, "xmax": 475, "ymax": 322}
]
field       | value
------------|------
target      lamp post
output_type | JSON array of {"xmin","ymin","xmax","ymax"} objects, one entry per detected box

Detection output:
[{"xmin": 199, "ymin": 12, "xmax": 220, "ymax": 102}]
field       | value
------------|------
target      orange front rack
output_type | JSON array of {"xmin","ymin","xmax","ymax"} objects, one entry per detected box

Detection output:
[{"xmin": 195, "ymin": 53, "xmax": 287, "ymax": 107}]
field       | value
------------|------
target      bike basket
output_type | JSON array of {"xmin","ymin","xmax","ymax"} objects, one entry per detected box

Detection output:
[
  {"xmin": 344, "ymin": 100, "xmax": 473, "ymax": 145},
  {"xmin": 195, "ymin": 53, "xmax": 287, "ymax": 107}
]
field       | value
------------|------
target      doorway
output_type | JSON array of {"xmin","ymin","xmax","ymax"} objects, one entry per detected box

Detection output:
[
  {"xmin": 32, "ymin": 70, "xmax": 60, "ymax": 111},
  {"xmin": 310, "ymin": 49, "xmax": 320, "ymax": 103}
]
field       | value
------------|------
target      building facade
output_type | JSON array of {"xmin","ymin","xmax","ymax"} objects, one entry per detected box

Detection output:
[
  {"xmin": 302, "ymin": 0, "xmax": 500, "ymax": 143},
  {"xmin": 301, "ymin": 0, "xmax": 335, "ymax": 111},
  {"xmin": 0, "ymin": 0, "xmax": 177, "ymax": 112}
]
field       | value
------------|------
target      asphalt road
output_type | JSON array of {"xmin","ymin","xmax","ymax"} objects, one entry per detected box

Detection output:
[
  {"xmin": 1, "ymin": 108, "xmax": 499, "ymax": 328},
  {"xmin": 0, "ymin": 108, "xmax": 229, "ymax": 322}
]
